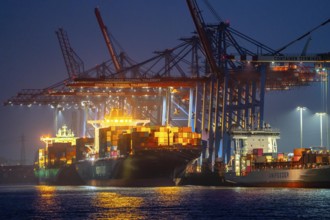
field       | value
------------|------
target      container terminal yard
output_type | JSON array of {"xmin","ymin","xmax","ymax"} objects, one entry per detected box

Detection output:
[{"xmin": 1, "ymin": 0, "xmax": 330, "ymax": 187}]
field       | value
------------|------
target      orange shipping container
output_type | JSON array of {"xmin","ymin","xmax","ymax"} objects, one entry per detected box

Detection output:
[
  {"xmin": 316, "ymin": 156, "xmax": 323, "ymax": 164},
  {"xmin": 293, "ymin": 155, "xmax": 301, "ymax": 162},
  {"xmin": 182, "ymin": 127, "xmax": 192, "ymax": 132},
  {"xmin": 294, "ymin": 148, "xmax": 308, "ymax": 156},
  {"xmin": 277, "ymin": 153, "xmax": 284, "ymax": 160}
]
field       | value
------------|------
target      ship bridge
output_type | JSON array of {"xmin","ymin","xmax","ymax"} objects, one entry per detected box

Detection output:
[
  {"xmin": 231, "ymin": 128, "xmax": 280, "ymax": 156},
  {"xmin": 87, "ymin": 108, "xmax": 150, "ymax": 154}
]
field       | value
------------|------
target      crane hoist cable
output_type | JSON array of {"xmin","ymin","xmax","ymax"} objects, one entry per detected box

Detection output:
[
  {"xmin": 274, "ymin": 18, "xmax": 330, "ymax": 55},
  {"xmin": 203, "ymin": 0, "xmax": 223, "ymax": 22}
]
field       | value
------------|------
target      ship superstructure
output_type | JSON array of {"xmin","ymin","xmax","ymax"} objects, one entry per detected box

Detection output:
[
  {"xmin": 35, "ymin": 125, "xmax": 84, "ymax": 185},
  {"xmin": 39, "ymin": 125, "xmax": 77, "ymax": 168},
  {"xmin": 230, "ymin": 128, "xmax": 280, "ymax": 176}
]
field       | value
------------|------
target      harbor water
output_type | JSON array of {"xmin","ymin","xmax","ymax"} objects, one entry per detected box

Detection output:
[{"xmin": 1, "ymin": 185, "xmax": 330, "ymax": 219}]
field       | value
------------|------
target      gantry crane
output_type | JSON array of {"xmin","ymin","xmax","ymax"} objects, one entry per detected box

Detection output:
[
  {"xmin": 4, "ymin": 4, "xmax": 330, "ymax": 163},
  {"xmin": 187, "ymin": 0, "xmax": 270, "ymax": 162},
  {"xmin": 186, "ymin": 0, "xmax": 330, "ymax": 164},
  {"xmin": 4, "ymin": 25, "xmax": 208, "ymax": 136}
]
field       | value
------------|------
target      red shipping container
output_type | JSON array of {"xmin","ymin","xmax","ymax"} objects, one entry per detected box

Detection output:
[{"xmin": 252, "ymin": 148, "xmax": 263, "ymax": 156}]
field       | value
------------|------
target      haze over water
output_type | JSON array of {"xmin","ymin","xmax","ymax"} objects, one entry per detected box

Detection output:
[{"xmin": 0, "ymin": 185, "xmax": 329, "ymax": 219}]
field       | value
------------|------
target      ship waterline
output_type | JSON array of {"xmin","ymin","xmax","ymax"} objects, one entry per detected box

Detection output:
[
  {"xmin": 225, "ymin": 165, "xmax": 330, "ymax": 188},
  {"xmin": 225, "ymin": 128, "xmax": 330, "ymax": 188},
  {"xmin": 76, "ymin": 148, "xmax": 201, "ymax": 187}
]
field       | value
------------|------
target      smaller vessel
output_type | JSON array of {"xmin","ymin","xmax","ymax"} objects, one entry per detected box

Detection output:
[
  {"xmin": 35, "ymin": 125, "xmax": 84, "ymax": 185},
  {"xmin": 225, "ymin": 128, "xmax": 330, "ymax": 188}
]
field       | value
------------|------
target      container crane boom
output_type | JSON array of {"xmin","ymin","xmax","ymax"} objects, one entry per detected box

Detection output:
[
  {"xmin": 186, "ymin": 0, "xmax": 220, "ymax": 78},
  {"xmin": 274, "ymin": 18, "xmax": 330, "ymax": 55},
  {"xmin": 301, "ymin": 36, "xmax": 312, "ymax": 56},
  {"xmin": 94, "ymin": 8, "xmax": 122, "ymax": 73},
  {"xmin": 56, "ymin": 28, "xmax": 84, "ymax": 79}
]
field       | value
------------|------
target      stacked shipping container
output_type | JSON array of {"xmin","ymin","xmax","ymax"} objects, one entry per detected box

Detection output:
[{"xmin": 98, "ymin": 125, "xmax": 202, "ymax": 158}]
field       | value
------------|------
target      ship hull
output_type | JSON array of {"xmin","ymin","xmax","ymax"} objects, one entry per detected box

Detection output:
[
  {"xmin": 34, "ymin": 165, "xmax": 84, "ymax": 185},
  {"xmin": 76, "ymin": 148, "xmax": 201, "ymax": 187},
  {"xmin": 225, "ymin": 165, "xmax": 330, "ymax": 188},
  {"xmin": 34, "ymin": 168, "xmax": 60, "ymax": 185}
]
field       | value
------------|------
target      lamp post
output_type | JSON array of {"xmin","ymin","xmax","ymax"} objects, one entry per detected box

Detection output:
[
  {"xmin": 316, "ymin": 112, "xmax": 326, "ymax": 147},
  {"xmin": 297, "ymin": 107, "xmax": 306, "ymax": 148}
]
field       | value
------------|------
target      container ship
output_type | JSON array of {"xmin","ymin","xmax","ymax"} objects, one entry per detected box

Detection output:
[
  {"xmin": 75, "ymin": 109, "xmax": 202, "ymax": 187},
  {"xmin": 35, "ymin": 125, "xmax": 87, "ymax": 185},
  {"xmin": 35, "ymin": 109, "xmax": 202, "ymax": 186},
  {"xmin": 225, "ymin": 129, "xmax": 330, "ymax": 188}
]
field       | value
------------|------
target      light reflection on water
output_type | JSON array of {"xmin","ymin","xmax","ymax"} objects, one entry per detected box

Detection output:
[
  {"xmin": 1, "ymin": 185, "xmax": 330, "ymax": 219},
  {"xmin": 90, "ymin": 191, "xmax": 144, "ymax": 219},
  {"xmin": 34, "ymin": 185, "xmax": 60, "ymax": 218},
  {"xmin": 154, "ymin": 186, "xmax": 183, "ymax": 206}
]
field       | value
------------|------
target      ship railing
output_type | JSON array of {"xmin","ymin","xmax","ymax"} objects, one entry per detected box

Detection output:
[
  {"xmin": 231, "ymin": 128, "xmax": 280, "ymax": 133},
  {"xmin": 251, "ymin": 162, "xmax": 330, "ymax": 171}
]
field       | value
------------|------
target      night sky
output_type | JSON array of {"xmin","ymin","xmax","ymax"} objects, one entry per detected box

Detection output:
[{"xmin": 1, "ymin": 0, "xmax": 330, "ymax": 164}]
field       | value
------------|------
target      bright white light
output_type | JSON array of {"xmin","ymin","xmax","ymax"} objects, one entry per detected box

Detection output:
[
  {"xmin": 297, "ymin": 106, "xmax": 306, "ymax": 148},
  {"xmin": 316, "ymin": 112, "xmax": 326, "ymax": 116},
  {"xmin": 297, "ymin": 106, "xmax": 306, "ymax": 111},
  {"xmin": 316, "ymin": 112, "xmax": 327, "ymax": 147}
]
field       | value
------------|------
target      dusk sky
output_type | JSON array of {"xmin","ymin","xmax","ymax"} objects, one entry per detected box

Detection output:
[{"xmin": 1, "ymin": 0, "xmax": 330, "ymax": 164}]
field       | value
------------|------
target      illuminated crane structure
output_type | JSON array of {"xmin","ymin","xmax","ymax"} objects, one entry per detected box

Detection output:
[
  {"xmin": 94, "ymin": 8, "xmax": 122, "ymax": 74},
  {"xmin": 186, "ymin": 0, "xmax": 330, "ymax": 162},
  {"xmin": 4, "ymin": 8, "xmax": 208, "ymax": 136},
  {"xmin": 4, "ymin": 4, "xmax": 330, "ymax": 166},
  {"xmin": 56, "ymin": 28, "xmax": 84, "ymax": 79}
]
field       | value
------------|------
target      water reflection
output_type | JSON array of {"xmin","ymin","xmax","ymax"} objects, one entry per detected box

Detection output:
[
  {"xmin": 35, "ymin": 185, "xmax": 56, "ymax": 204},
  {"xmin": 33, "ymin": 185, "xmax": 60, "ymax": 217},
  {"xmin": 154, "ymin": 186, "xmax": 183, "ymax": 206},
  {"xmin": 2, "ymin": 186, "xmax": 330, "ymax": 219},
  {"xmin": 90, "ymin": 191, "xmax": 144, "ymax": 219}
]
